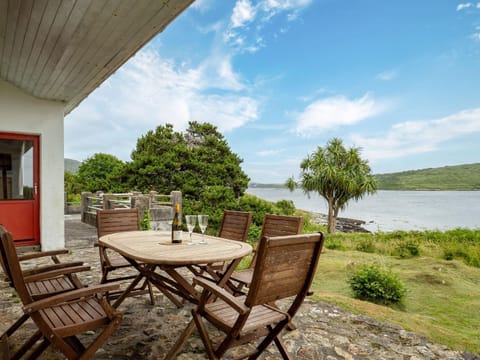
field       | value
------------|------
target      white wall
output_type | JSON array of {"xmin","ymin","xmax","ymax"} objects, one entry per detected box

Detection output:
[{"xmin": 0, "ymin": 79, "xmax": 65, "ymax": 250}]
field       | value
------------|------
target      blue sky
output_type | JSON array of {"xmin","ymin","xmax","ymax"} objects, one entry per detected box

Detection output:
[{"xmin": 65, "ymin": 0, "xmax": 480, "ymax": 183}]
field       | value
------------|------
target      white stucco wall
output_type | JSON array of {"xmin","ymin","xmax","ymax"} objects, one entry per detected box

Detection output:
[{"xmin": 0, "ymin": 79, "xmax": 65, "ymax": 250}]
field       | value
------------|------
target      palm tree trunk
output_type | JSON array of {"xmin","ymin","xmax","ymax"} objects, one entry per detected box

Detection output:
[{"xmin": 327, "ymin": 197, "xmax": 336, "ymax": 233}]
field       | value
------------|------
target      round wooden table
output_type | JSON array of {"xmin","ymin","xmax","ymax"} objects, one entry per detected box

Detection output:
[{"xmin": 99, "ymin": 230, "xmax": 252, "ymax": 307}]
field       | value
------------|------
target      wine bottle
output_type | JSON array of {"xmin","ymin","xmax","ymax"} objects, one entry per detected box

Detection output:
[{"xmin": 171, "ymin": 203, "xmax": 182, "ymax": 243}]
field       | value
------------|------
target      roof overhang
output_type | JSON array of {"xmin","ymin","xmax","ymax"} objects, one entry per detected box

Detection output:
[{"xmin": 0, "ymin": 0, "xmax": 194, "ymax": 114}]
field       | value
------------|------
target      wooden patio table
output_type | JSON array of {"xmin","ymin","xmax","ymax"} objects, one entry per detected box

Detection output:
[{"xmin": 98, "ymin": 230, "xmax": 252, "ymax": 308}]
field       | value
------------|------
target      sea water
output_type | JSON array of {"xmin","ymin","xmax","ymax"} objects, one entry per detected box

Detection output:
[{"xmin": 246, "ymin": 188, "xmax": 480, "ymax": 232}]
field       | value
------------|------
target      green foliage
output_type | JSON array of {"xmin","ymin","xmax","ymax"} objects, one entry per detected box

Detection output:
[
  {"xmin": 77, "ymin": 153, "xmax": 125, "ymax": 192},
  {"xmin": 348, "ymin": 262, "xmax": 406, "ymax": 305},
  {"xmin": 66, "ymin": 193, "xmax": 81, "ymax": 204},
  {"xmin": 356, "ymin": 239, "xmax": 376, "ymax": 253},
  {"xmin": 64, "ymin": 171, "xmax": 82, "ymax": 195},
  {"xmin": 325, "ymin": 237, "xmax": 345, "ymax": 250},
  {"xmin": 125, "ymin": 122, "xmax": 249, "ymax": 199},
  {"xmin": 274, "ymin": 199, "xmax": 295, "ymax": 215},
  {"xmin": 238, "ymin": 194, "xmax": 276, "ymax": 227},
  {"xmin": 375, "ymin": 163, "xmax": 480, "ymax": 190},
  {"xmin": 329, "ymin": 229, "xmax": 480, "ymax": 268},
  {"xmin": 140, "ymin": 209, "xmax": 151, "ymax": 230},
  {"xmin": 394, "ymin": 240, "xmax": 420, "ymax": 258},
  {"xmin": 287, "ymin": 138, "xmax": 377, "ymax": 233}
]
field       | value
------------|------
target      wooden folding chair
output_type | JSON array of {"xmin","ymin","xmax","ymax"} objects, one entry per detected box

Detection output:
[
  {"xmin": 96, "ymin": 208, "xmax": 155, "ymax": 305},
  {"xmin": 227, "ymin": 214, "xmax": 304, "ymax": 295},
  {"xmin": 0, "ymin": 225, "xmax": 122, "ymax": 360},
  {"xmin": 165, "ymin": 232, "xmax": 324, "ymax": 360},
  {"xmin": 189, "ymin": 210, "xmax": 252, "ymax": 280},
  {"xmin": 0, "ymin": 225, "xmax": 91, "ymax": 358}
]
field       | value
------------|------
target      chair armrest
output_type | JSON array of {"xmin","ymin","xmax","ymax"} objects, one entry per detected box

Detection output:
[
  {"xmin": 21, "ymin": 262, "xmax": 85, "ymax": 276},
  {"xmin": 18, "ymin": 249, "xmax": 69, "ymax": 261},
  {"xmin": 23, "ymin": 283, "xmax": 120, "ymax": 313},
  {"xmin": 194, "ymin": 277, "xmax": 249, "ymax": 315},
  {"xmin": 23, "ymin": 265, "xmax": 91, "ymax": 282}
]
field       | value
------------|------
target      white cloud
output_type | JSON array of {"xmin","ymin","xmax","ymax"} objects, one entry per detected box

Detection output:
[
  {"xmin": 350, "ymin": 108, "xmax": 480, "ymax": 162},
  {"xmin": 256, "ymin": 149, "xmax": 284, "ymax": 156},
  {"xmin": 376, "ymin": 70, "xmax": 398, "ymax": 81},
  {"xmin": 457, "ymin": 3, "xmax": 472, "ymax": 11},
  {"xmin": 477, "ymin": 2, "xmax": 480, "ymax": 8},
  {"xmin": 471, "ymin": 32, "xmax": 480, "ymax": 40},
  {"xmin": 191, "ymin": 0, "xmax": 214, "ymax": 12},
  {"xmin": 65, "ymin": 49, "xmax": 258, "ymax": 161},
  {"xmin": 231, "ymin": 0, "xmax": 257, "ymax": 28},
  {"xmin": 226, "ymin": 0, "xmax": 312, "ymax": 53},
  {"xmin": 294, "ymin": 94, "xmax": 389, "ymax": 135}
]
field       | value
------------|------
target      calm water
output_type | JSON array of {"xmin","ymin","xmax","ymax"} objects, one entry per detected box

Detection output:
[{"xmin": 246, "ymin": 188, "xmax": 480, "ymax": 232}]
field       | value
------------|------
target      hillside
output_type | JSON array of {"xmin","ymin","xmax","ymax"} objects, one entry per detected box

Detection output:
[
  {"xmin": 65, "ymin": 158, "xmax": 81, "ymax": 173},
  {"xmin": 250, "ymin": 163, "xmax": 480, "ymax": 190},
  {"xmin": 375, "ymin": 163, "xmax": 480, "ymax": 190}
]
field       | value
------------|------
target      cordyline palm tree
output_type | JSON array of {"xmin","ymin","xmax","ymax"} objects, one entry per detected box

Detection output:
[{"xmin": 286, "ymin": 138, "xmax": 377, "ymax": 233}]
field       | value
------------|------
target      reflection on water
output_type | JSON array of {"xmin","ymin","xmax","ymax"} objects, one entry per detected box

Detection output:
[{"xmin": 246, "ymin": 188, "xmax": 480, "ymax": 232}]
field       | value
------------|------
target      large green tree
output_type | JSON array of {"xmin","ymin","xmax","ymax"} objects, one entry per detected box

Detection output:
[
  {"xmin": 125, "ymin": 122, "xmax": 249, "ymax": 200},
  {"xmin": 77, "ymin": 153, "xmax": 125, "ymax": 192},
  {"xmin": 286, "ymin": 138, "xmax": 377, "ymax": 233}
]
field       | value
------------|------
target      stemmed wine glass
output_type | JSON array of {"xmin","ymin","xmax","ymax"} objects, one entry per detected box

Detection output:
[
  {"xmin": 197, "ymin": 215, "xmax": 208, "ymax": 244},
  {"xmin": 185, "ymin": 215, "xmax": 196, "ymax": 245}
]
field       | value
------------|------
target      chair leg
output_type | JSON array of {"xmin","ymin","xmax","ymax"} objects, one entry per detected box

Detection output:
[
  {"xmin": 192, "ymin": 310, "xmax": 218, "ymax": 360},
  {"xmin": 13, "ymin": 330, "xmax": 47, "ymax": 360},
  {"xmin": 248, "ymin": 321, "xmax": 290, "ymax": 360},
  {"xmin": 272, "ymin": 332, "xmax": 291, "ymax": 360},
  {"xmin": 164, "ymin": 318, "xmax": 196, "ymax": 360},
  {"xmin": 146, "ymin": 280, "xmax": 155, "ymax": 305},
  {"xmin": 26, "ymin": 337, "xmax": 50, "ymax": 360}
]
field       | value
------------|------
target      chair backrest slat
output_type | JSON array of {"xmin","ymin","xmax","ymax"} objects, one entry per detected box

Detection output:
[
  {"xmin": 218, "ymin": 210, "xmax": 252, "ymax": 242},
  {"xmin": 260, "ymin": 214, "xmax": 304, "ymax": 238},
  {"xmin": 0, "ymin": 225, "xmax": 34, "ymax": 304},
  {"xmin": 246, "ymin": 233, "xmax": 323, "ymax": 307},
  {"xmin": 97, "ymin": 208, "xmax": 140, "ymax": 238}
]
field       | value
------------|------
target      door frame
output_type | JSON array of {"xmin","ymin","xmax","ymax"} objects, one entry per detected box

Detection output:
[{"xmin": 0, "ymin": 132, "xmax": 40, "ymax": 246}]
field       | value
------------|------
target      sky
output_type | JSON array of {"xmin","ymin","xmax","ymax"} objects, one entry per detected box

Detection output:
[{"xmin": 65, "ymin": 0, "xmax": 480, "ymax": 184}]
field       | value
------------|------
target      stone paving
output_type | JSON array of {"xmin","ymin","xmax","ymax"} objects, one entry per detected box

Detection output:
[{"xmin": 0, "ymin": 215, "xmax": 478, "ymax": 359}]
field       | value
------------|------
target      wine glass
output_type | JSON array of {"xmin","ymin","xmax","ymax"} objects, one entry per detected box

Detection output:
[
  {"xmin": 185, "ymin": 215, "xmax": 196, "ymax": 245},
  {"xmin": 197, "ymin": 214, "xmax": 208, "ymax": 244}
]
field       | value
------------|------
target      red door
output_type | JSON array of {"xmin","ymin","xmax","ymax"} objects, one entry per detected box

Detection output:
[{"xmin": 0, "ymin": 133, "xmax": 40, "ymax": 246}]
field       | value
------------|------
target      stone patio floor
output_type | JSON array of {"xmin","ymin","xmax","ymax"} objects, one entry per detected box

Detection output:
[{"xmin": 0, "ymin": 215, "xmax": 478, "ymax": 359}]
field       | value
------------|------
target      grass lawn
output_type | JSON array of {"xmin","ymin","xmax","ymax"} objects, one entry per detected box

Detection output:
[{"xmin": 310, "ymin": 249, "xmax": 480, "ymax": 354}]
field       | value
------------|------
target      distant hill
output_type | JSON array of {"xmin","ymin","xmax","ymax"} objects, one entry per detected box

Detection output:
[
  {"xmin": 250, "ymin": 163, "xmax": 480, "ymax": 191},
  {"xmin": 375, "ymin": 163, "xmax": 480, "ymax": 190},
  {"xmin": 65, "ymin": 158, "xmax": 81, "ymax": 173}
]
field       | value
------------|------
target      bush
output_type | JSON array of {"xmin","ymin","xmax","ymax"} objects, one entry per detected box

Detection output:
[
  {"xmin": 348, "ymin": 263, "xmax": 406, "ymax": 305},
  {"xmin": 238, "ymin": 194, "xmax": 276, "ymax": 226},
  {"xmin": 394, "ymin": 240, "xmax": 420, "ymax": 258},
  {"xmin": 275, "ymin": 199, "xmax": 296, "ymax": 215},
  {"xmin": 356, "ymin": 239, "xmax": 376, "ymax": 253},
  {"xmin": 325, "ymin": 237, "xmax": 345, "ymax": 250},
  {"xmin": 141, "ymin": 209, "xmax": 151, "ymax": 230}
]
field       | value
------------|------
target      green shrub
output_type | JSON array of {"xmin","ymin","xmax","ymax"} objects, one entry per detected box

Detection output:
[
  {"xmin": 141, "ymin": 209, "xmax": 151, "ymax": 230},
  {"xmin": 348, "ymin": 263, "xmax": 406, "ymax": 305},
  {"xmin": 443, "ymin": 247, "xmax": 455, "ymax": 261},
  {"xmin": 394, "ymin": 240, "xmax": 420, "ymax": 258},
  {"xmin": 325, "ymin": 237, "xmax": 345, "ymax": 250},
  {"xmin": 356, "ymin": 239, "xmax": 376, "ymax": 253},
  {"xmin": 238, "ymin": 194, "xmax": 276, "ymax": 226},
  {"xmin": 247, "ymin": 224, "xmax": 261, "ymax": 245},
  {"xmin": 275, "ymin": 199, "xmax": 296, "ymax": 215}
]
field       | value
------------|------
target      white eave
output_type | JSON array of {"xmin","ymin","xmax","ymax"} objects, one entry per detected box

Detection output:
[{"xmin": 0, "ymin": 0, "xmax": 194, "ymax": 114}]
